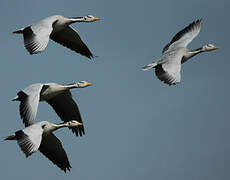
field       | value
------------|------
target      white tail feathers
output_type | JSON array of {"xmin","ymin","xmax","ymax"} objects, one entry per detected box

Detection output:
[{"xmin": 142, "ymin": 62, "xmax": 158, "ymax": 71}]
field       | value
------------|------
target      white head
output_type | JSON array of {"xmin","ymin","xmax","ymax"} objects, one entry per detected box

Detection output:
[
  {"xmin": 66, "ymin": 120, "xmax": 83, "ymax": 127},
  {"xmin": 68, "ymin": 15, "xmax": 100, "ymax": 23},
  {"xmin": 203, "ymin": 44, "xmax": 219, "ymax": 51},
  {"xmin": 77, "ymin": 81, "xmax": 93, "ymax": 88},
  {"xmin": 83, "ymin": 15, "xmax": 100, "ymax": 22}
]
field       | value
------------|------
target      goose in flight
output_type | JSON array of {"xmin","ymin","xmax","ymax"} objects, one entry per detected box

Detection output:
[
  {"xmin": 13, "ymin": 15, "xmax": 100, "ymax": 59},
  {"xmin": 142, "ymin": 19, "xmax": 218, "ymax": 85},
  {"xmin": 12, "ymin": 81, "xmax": 92, "ymax": 136},
  {"xmin": 5, "ymin": 120, "xmax": 82, "ymax": 172}
]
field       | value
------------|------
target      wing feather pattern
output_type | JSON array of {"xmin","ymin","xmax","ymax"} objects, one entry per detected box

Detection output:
[
  {"xmin": 50, "ymin": 26, "xmax": 93, "ymax": 59},
  {"xmin": 39, "ymin": 133, "xmax": 71, "ymax": 172},
  {"xmin": 155, "ymin": 64, "xmax": 181, "ymax": 85},
  {"xmin": 15, "ymin": 124, "xmax": 43, "ymax": 157},
  {"xmin": 162, "ymin": 19, "xmax": 202, "ymax": 53},
  {"xmin": 23, "ymin": 25, "xmax": 52, "ymax": 54},
  {"xmin": 47, "ymin": 91, "xmax": 85, "ymax": 136},
  {"xmin": 18, "ymin": 84, "xmax": 43, "ymax": 127}
]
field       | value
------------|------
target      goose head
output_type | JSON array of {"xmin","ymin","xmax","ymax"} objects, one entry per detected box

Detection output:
[
  {"xmin": 83, "ymin": 15, "xmax": 100, "ymax": 22},
  {"xmin": 202, "ymin": 44, "xmax": 219, "ymax": 52},
  {"xmin": 77, "ymin": 81, "xmax": 92, "ymax": 88},
  {"xmin": 67, "ymin": 120, "xmax": 83, "ymax": 127}
]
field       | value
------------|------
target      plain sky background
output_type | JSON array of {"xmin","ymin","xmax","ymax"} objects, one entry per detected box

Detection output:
[{"xmin": 0, "ymin": 0, "xmax": 230, "ymax": 179}]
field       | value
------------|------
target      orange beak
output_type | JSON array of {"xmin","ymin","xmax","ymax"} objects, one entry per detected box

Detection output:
[
  {"xmin": 93, "ymin": 17, "xmax": 100, "ymax": 21},
  {"xmin": 77, "ymin": 122, "xmax": 83, "ymax": 126},
  {"xmin": 213, "ymin": 46, "xmax": 219, "ymax": 50},
  {"xmin": 87, "ymin": 82, "xmax": 93, "ymax": 86}
]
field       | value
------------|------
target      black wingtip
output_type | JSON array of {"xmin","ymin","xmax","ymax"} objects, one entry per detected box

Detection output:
[
  {"xmin": 63, "ymin": 165, "xmax": 71, "ymax": 173},
  {"xmin": 70, "ymin": 125, "xmax": 85, "ymax": 137},
  {"xmin": 13, "ymin": 29, "xmax": 23, "ymax": 34},
  {"xmin": 196, "ymin": 18, "xmax": 203, "ymax": 24},
  {"xmin": 87, "ymin": 54, "xmax": 97, "ymax": 60},
  {"xmin": 191, "ymin": 19, "xmax": 202, "ymax": 26},
  {"xmin": 86, "ymin": 53, "xmax": 99, "ymax": 60}
]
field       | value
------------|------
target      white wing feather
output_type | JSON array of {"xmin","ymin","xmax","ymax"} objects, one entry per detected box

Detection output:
[
  {"xmin": 16, "ymin": 123, "xmax": 43, "ymax": 157},
  {"xmin": 19, "ymin": 83, "xmax": 43, "ymax": 126}
]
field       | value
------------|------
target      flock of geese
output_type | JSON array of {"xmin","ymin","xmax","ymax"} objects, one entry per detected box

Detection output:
[{"xmin": 4, "ymin": 14, "xmax": 218, "ymax": 172}]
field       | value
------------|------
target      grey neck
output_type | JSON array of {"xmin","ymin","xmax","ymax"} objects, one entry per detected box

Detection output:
[
  {"xmin": 181, "ymin": 47, "xmax": 203, "ymax": 64},
  {"xmin": 62, "ymin": 83, "xmax": 79, "ymax": 89},
  {"xmin": 52, "ymin": 122, "xmax": 69, "ymax": 131}
]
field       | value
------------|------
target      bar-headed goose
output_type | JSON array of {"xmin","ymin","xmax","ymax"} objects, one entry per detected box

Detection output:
[
  {"xmin": 142, "ymin": 19, "xmax": 218, "ymax": 85},
  {"xmin": 12, "ymin": 81, "xmax": 92, "ymax": 136},
  {"xmin": 5, "ymin": 120, "xmax": 82, "ymax": 172},
  {"xmin": 13, "ymin": 15, "xmax": 100, "ymax": 59}
]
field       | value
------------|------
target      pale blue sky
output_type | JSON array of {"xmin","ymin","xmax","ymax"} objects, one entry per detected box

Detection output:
[{"xmin": 1, "ymin": 0, "xmax": 230, "ymax": 179}]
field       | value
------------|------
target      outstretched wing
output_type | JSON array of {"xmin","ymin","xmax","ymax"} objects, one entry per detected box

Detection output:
[
  {"xmin": 47, "ymin": 91, "xmax": 85, "ymax": 136},
  {"xmin": 50, "ymin": 26, "xmax": 94, "ymax": 59},
  {"xmin": 39, "ymin": 133, "xmax": 71, "ymax": 172},
  {"xmin": 162, "ymin": 19, "xmax": 202, "ymax": 53}
]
